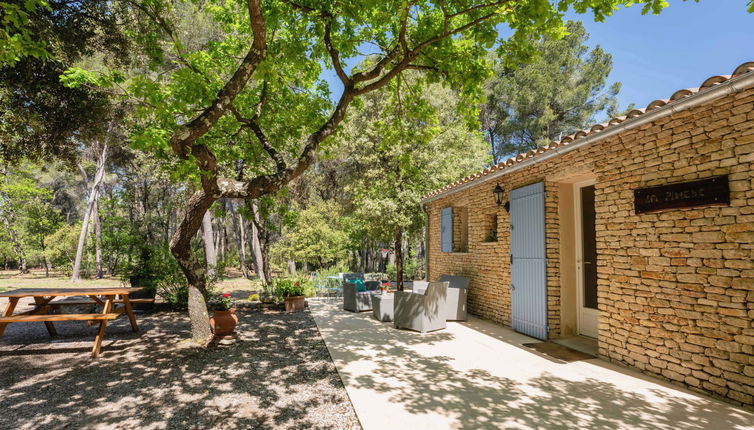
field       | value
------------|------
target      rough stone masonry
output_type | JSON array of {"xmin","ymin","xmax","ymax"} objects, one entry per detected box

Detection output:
[{"xmin": 424, "ymin": 81, "xmax": 754, "ymax": 406}]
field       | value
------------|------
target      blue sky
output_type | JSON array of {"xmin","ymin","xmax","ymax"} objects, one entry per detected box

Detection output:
[
  {"xmin": 322, "ymin": 1, "xmax": 754, "ymax": 119},
  {"xmin": 572, "ymin": 1, "xmax": 754, "ymax": 114}
]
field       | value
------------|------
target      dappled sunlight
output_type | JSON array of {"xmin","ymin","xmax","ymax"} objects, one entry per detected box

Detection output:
[
  {"xmin": 0, "ymin": 307, "xmax": 358, "ymax": 429},
  {"xmin": 310, "ymin": 300, "xmax": 754, "ymax": 430}
]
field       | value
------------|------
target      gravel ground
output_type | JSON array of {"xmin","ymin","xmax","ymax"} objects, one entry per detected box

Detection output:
[{"xmin": 0, "ymin": 300, "xmax": 361, "ymax": 430}]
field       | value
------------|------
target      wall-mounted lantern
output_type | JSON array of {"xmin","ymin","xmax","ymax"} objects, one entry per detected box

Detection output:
[{"xmin": 493, "ymin": 184, "xmax": 504, "ymax": 206}]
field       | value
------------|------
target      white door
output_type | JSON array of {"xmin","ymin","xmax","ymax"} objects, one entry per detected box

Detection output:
[{"xmin": 576, "ymin": 180, "xmax": 599, "ymax": 339}]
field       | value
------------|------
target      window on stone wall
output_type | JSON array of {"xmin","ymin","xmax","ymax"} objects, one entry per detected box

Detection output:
[
  {"xmin": 440, "ymin": 206, "xmax": 469, "ymax": 253},
  {"xmin": 483, "ymin": 213, "xmax": 498, "ymax": 242},
  {"xmin": 453, "ymin": 207, "xmax": 469, "ymax": 252}
]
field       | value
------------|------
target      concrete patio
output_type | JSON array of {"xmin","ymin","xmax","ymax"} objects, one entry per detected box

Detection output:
[{"xmin": 309, "ymin": 299, "xmax": 754, "ymax": 430}]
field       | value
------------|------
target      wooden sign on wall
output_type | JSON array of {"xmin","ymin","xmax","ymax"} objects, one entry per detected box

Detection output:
[{"xmin": 634, "ymin": 175, "xmax": 730, "ymax": 214}]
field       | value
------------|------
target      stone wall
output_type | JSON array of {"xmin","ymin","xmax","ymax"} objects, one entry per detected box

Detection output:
[{"xmin": 425, "ymin": 86, "xmax": 754, "ymax": 405}]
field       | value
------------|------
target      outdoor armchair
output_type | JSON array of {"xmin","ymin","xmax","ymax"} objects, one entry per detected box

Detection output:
[
  {"xmin": 393, "ymin": 281, "xmax": 449, "ymax": 333},
  {"xmin": 409, "ymin": 277, "xmax": 466, "ymax": 321},
  {"xmin": 438, "ymin": 275, "xmax": 469, "ymax": 321},
  {"xmin": 343, "ymin": 281, "xmax": 374, "ymax": 312}
]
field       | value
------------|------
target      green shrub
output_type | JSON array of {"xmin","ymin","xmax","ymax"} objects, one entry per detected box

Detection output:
[
  {"xmin": 248, "ymin": 293, "xmax": 260, "ymax": 301},
  {"xmin": 158, "ymin": 278, "xmax": 189, "ymax": 309},
  {"xmin": 125, "ymin": 246, "xmax": 192, "ymax": 310},
  {"xmin": 271, "ymin": 277, "xmax": 307, "ymax": 300},
  {"xmin": 44, "ymin": 223, "xmax": 81, "ymax": 276}
]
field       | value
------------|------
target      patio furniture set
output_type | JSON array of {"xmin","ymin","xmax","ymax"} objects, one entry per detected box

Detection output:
[{"xmin": 342, "ymin": 274, "xmax": 469, "ymax": 333}]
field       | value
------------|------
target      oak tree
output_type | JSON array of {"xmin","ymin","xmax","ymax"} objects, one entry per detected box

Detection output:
[{"xmin": 65, "ymin": 0, "xmax": 698, "ymax": 341}]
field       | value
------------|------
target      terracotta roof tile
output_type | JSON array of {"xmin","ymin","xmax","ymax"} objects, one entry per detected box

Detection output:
[{"xmin": 422, "ymin": 61, "xmax": 754, "ymax": 201}]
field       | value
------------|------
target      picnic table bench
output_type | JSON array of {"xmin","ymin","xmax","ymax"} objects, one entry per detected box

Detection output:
[{"xmin": 0, "ymin": 287, "xmax": 153, "ymax": 357}]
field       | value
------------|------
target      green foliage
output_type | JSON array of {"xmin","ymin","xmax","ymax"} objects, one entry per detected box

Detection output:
[
  {"xmin": 207, "ymin": 292, "xmax": 233, "ymax": 311},
  {"xmin": 0, "ymin": 0, "xmax": 129, "ymax": 165},
  {"xmin": 271, "ymin": 277, "xmax": 309, "ymax": 300},
  {"xmin": 157, "ymin": 278, "xmax": 189, "ymax": 309},
  {"xmin": 57, "ymin": 0, "xmax": 709, "ymax": 188},
  {"xmin": 43, "ymin": 223, "xmax": 79, "ymax": 274},
  {"xmin": 247, "ymin": 293, "xmax": 259, "ymax": 302},
  {"xmin": 0, "ymin": 165, "xmax": 64, "ymax": 269},
  {"xmin": 336, "ymin": 74, "xmax": 489, "ymax": 248},
  {"xmin": 386, "ymin": 256, "xmax": 422, "ymax": 281},
  {"xmin": 482, "ymin": 20, "xmax": 621, "ymax": 161},
  {"xmin": 132, "ymin": 246, "xmax": 192, "ymax": 309},
  {"xmin": 270, "ymin": 200, "xmax": 353, "ymax": 269},
  {"xmin": 0, "ymin": 0, "xmax": 50, "ymax": 66}
]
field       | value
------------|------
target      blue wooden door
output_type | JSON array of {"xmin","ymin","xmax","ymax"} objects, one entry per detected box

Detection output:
[{"xmin": 509, "ymin": 182, "xmax": 548, "ymax": 340}]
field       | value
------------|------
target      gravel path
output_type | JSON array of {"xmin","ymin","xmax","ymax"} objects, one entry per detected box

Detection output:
[{"xmin": 0, "ymin": 302, "xmax": 361, "ymax": 430}]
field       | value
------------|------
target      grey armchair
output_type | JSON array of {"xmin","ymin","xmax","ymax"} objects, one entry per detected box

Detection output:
[
  {"xmin": 343, "ymin": 282, "xmax": 374, "ymax": 312},
  {"xmin": 393, "ymin": 281, "xmax": 449, "ymax": 333},
  {"xmin": 409, "ymin": 277, "xmax": 467, "ymax": 321},
  {"xmin": 438, "ymin": 275, "xmax": 469, "ymax": 321}
]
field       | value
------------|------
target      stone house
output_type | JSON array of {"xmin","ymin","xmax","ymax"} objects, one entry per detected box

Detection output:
[{"xmin": 421, "ymin": 61, "xmax": 754, "ymax": 406}]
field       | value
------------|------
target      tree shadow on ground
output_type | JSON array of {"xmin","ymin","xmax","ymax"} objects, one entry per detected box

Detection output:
[
  {"xmin": 313, "ymin": 300, "xmax": 754, "ymax": 430},
  {"xmin": 0, "ymin": 306, "xmax": 360, "ymax": 430}
]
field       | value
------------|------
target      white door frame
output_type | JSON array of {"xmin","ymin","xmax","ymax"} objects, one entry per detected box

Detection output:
[{"xmin": 575, "ymin": 179, "xmax": 599, "ymax": 339}]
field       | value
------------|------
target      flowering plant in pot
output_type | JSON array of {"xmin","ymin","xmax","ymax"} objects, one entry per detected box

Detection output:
[
  {"xmin": 208, "ymin": 293, "xmax": 237, "ymax": 336},
  {"xmin": 380, "ymin": 282, "xmax": 393, "ymax": 295},
  {"xmin": 273, "ymin": 278, "xmax": 307, "ymax": 312}
]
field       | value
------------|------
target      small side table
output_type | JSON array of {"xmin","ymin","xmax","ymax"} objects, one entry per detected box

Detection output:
[{"xmin": 371, "ymin": 294, "xmax": 394, "ymax": 322}]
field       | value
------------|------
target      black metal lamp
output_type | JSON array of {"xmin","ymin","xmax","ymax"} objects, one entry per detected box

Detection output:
[{"xmin": 493, "ymin": 184, "xmax": 504, "ymax": 206}]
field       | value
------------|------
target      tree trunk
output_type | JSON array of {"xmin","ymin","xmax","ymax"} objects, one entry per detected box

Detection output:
[
  {"xmin": 94, "ymin": 200, "xmax": 103, "ymax": 278},
  {"xmin": 235, "ymin": 208, "xmax": 249, "ymax": 278},
  {"xmin": 359, "ymin": 238, "xmax": 366, "ymax": 273},
  {"xmin": 42, "ymin": 241, "xmax": 49, "ymax": 278},
  {"xmin": 170, "ymin": 190, "xmax": 216, "ymax": 343},
  {"xmin": 202, "ymin": 210, "xmax": 217, "ymax": 280},
  {"xmin": 72, "ymin": 143, "xmax": 108, "ymax": 282},
  {"xmin": 287, "ymin": 259, "xmax": 297, "ymax": 276},
  {"xmin": 248, "ymin": 199, "xmax": 267, "ymax": 283},
  {"xmin": 395, "ymin": 229, "xmax": 404, "ymax": 291}
]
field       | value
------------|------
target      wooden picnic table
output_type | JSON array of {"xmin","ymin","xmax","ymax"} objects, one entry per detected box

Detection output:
[{"xmin": 0, "ymin": 287, "xmax": 150, "ymax": 357}]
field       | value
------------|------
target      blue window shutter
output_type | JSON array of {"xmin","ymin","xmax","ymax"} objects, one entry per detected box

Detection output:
[{"xmin": 441, "ymin": 207, "xmax": 453, "ymax": 252}]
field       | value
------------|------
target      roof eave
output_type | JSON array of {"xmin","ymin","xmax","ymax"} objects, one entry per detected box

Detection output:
[{"xmin": 421, "ymin": 69, "xmax": 754, "ymax": 205}]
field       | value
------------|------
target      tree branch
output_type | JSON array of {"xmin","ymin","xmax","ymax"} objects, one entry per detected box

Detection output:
[
  {"xmin": 447, "ymin": 1, "xmax": 505, "ymax": 19},
  {"xmin": 354, "ymin": 9, "xmax": 501, "ymax": 96},
  {"xmin": 324, "ymin": 18, "xmax": 350, "ymax": 86},
  {"xmin": 229, "ymin": 104, "xmax": 286, "ymax": 172},
  {"xmin": 213, "ymin": 0, "xmax": 509, "ymax": 199},
  {"xmin": 169, "ymin": 0, "xmax": 267, "ymax": 160}
]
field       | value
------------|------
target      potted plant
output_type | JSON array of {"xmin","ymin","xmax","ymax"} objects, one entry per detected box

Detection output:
[
  {"xmin": 380, "ymin": 281, "xmax": 393, "ymax": 295},
  {"xmin": 260, "ymin": 283, "xmax": 276, "ymax": 304},
  {"xmin": 274, "ymin": 279, "xmax": 307, "ymax": 312},
  {"xmin": 208, "ymin": 293, "xmax": 237, "ymax": 336}
]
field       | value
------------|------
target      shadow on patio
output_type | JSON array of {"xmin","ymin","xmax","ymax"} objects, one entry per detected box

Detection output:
[{"xmin": 311, "ymin": 299, "xmax": 754, "ymax": 430}]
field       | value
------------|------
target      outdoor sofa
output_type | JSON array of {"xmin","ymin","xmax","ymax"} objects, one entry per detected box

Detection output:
[
  {"xmin": 343, "ymin": 278, "xmax": 380, "ymax": 312},
  {"xmin": 393, "ymin": 281, "xmax": 449, "ymax": 333}
]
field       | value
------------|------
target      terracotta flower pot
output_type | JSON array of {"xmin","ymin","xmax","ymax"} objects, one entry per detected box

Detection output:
[
  {"xmin": 284, "ymin": 295, "xmax": 306, "ymax": 312},
  {"xmin": 209, "ymin": 309, "xmax": 238, "ymax": 336}
]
